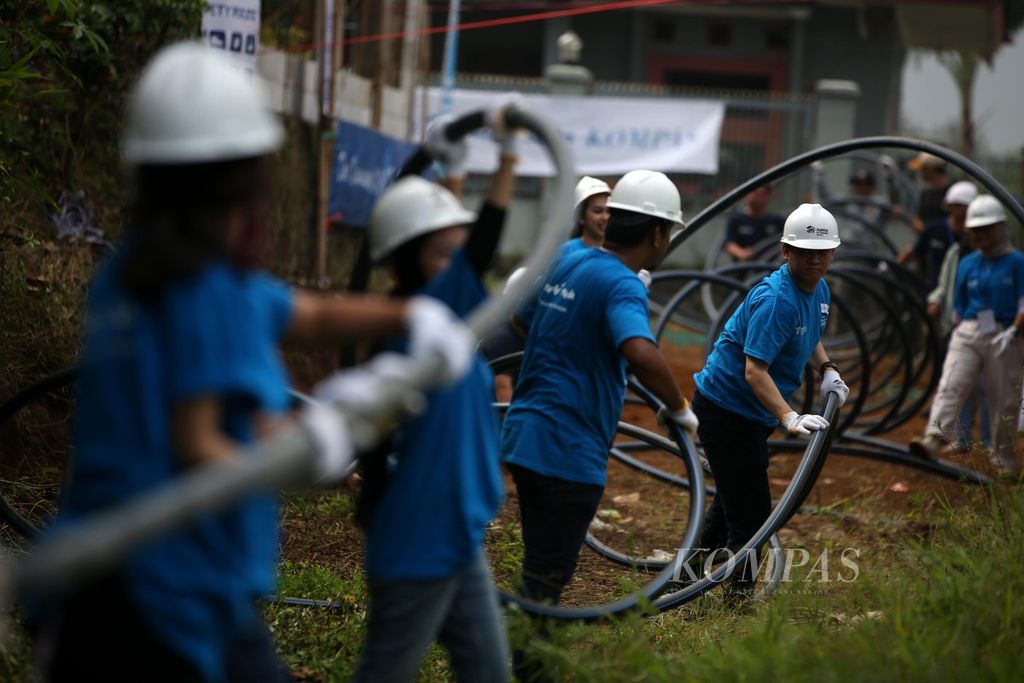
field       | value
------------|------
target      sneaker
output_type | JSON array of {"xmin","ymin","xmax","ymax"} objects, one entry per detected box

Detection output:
[
  {"xmin": 909, "ymin": 434, "xmax": 943, "ymax": 462},
  {"xmin": 987, "ymin": 453, "xmax": 1020, "ymax": 479},
  {"xmin": 948, "ymin": 441, "xmax": 972, "ymax": 455}
]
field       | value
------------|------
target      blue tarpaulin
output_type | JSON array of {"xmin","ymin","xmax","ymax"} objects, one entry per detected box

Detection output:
[{"xmin": 327, "ymin": 121, "xmax": 419, "ymax": 227}]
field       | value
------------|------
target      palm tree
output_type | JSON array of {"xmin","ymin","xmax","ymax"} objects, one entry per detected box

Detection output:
[{"xmin": 936, "ymin": 51, "xmax": 979, "ymax": 156}]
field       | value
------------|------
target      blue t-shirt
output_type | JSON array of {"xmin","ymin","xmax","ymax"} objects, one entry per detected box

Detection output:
[
  {"xmin": 557, "ymin": 237, "xmax": 587, "ymax": 259},
  {"xmin": 954, "ymin": 250, "xmax": 1024, "ymax": 327},
  {"xmin": 365, "ymin": 249, "xmax": 504, "ymax": 581},
  {"xmin": 914, "ymin": 218, "xmax": 954, "ymax": 291},
  {"xmin": 482, "ymin": 237, "xmax": 593, "ymax": 364},
  {"xmin": 695, "ymin": 264, "xmax": 830, "ymax": 427},
  {"xmin": 57, "ymin": 255, "xmax": 294, "ymax": 681},
  {"xmin": 725, "ymin": 212, "xmax": 785, "ymax": 250},
  {"xmin": 501, "ymin": 248, "xmax": 655, "ymax": 487}
]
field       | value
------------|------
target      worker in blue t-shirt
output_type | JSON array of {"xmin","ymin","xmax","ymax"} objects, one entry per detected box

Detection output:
[
  {"xmin": 501, "ymin": 170, "xmax": 698, "ymax": 609},
  {"xmin": 923, "ymin": 181, "xmax": 992, "ymax": 452},
  {"xmin": 336, "ymin": 104, "xmax": 522, "ymax": 683},
  {"xmin": 693, "ymin": 203, "xmax": 849, "ymax": 595},
  {"xmin": 30, "ymin": 43, "xmax": 473, "ymax": 683},
  {"xmin": 724, "ymin": 184, "xmax": 785, "ymax": 262},
  {"xmin": 911, "ymin": 195, "xmax": 1024, "ymax": 476},
  {"xmin": 484, "ymin": 176, "xmax": 614, "ymax": 403}
]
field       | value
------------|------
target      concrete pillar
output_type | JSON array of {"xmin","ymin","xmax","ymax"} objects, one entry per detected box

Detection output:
[{"xmin": 814, "ymin": 79, "xmax": 861, "ymax": 194}]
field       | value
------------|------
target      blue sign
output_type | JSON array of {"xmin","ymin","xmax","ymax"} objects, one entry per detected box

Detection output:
[{"xmin": 328, "ymin": 121, "xmax": 419, "ymax": 227}]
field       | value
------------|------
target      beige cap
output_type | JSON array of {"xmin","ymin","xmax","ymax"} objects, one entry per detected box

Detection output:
[{"xmin": 908, "ymin": 152, "xmax": 947, "ymax": 171}]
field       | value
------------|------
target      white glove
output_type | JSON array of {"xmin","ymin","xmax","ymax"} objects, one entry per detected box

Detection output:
[
  {"xmin": 781, "ymin": 411, "xmax": 830, "ymax": 437},
  {"xmin": 424, "ymin": 113, "xmax": 468, "ymax": 178},
  {"xmin": 992, "ymin": 326, "xmax": 1018, "ymax": 357},
  {"xmin": 300, "ymin": 402, "xmax": 355, "ymax": 482},
  {"xmin": 819, "ymin": 368, "xmax": 849, "ymax": 407},
  {"xmin": 503, "ymin": 266, "xmax": 529, "ymax": 295},
  {"xmin": 488, "ymin": 92, "xmax": 527, "ymax": 141},
  {"xmin": 879, "ymin": 154, "xmax": 896, "ymax": 170},
  {"xmin": 658, "ymin": 403, "xmax": 699, "ymax": 436},
  {"xmin": 637, "ymin": 269, "xmax": 652, "ymax": 291},
  {"xmin": 313, "ymin": 353, "xmax": 420, "ymax": 407},
  {"xmin": 406, "ymin": 296, "xmax": 476, "ymax": 387}
]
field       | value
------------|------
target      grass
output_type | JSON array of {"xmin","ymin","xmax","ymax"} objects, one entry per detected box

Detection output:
[
  {"xmin": 2, "ymin": 469, "xmax": 1021, "ymax": 682},
  {"xmin": 257, "ymin": 483, "xmax": 1024, "ymax": 683},
  {"xmin": 503, "ymin": 486, "xmax": 1024, "ymax": 683}
]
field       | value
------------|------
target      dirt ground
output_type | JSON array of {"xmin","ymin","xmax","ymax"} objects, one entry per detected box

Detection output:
[
  {"xmin": 0, "ymin": 342, "xmax": 1016, "ymax": 612},
  {"xmin": 481, "ymin": 342, "xmax": 1011, "ymax": 608},
  {"xmin": 273, "ymin": 340, "xmax": 1015, "ymax": 611}
]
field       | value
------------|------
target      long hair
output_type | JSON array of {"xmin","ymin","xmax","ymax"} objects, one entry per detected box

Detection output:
[
  {"xmin": 386, "ymin": 232, "xmax": 432, "ymax": 296},
  {"xmin": 119, "ymin": 155, "xmax": 270, "ymax": 302}
]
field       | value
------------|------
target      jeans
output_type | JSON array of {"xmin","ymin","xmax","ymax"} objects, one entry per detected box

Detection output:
[
  {"xmin": 352, "ymin": 551, "xmax": 509, "ymax": 683},
  {"xmin": 693, "ymin": 390, "xmax": 775, "ymax": 586},
  {"xmin": 508, "ymin": 463, "xmax": 605, "ymax": 606}
]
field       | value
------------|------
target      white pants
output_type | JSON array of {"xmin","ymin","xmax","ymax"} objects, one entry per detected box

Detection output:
[
  {"xmin": 1019, "ymin": 385, "xmax": 1024, "ymax": 432},
  {"xmin": 926, "ymin": 320, "xmax": 1024, "ymax": 469}
]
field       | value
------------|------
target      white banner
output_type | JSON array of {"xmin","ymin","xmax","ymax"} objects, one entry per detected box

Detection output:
[
  {"xmin": 201, "ymin": 1, "xmax": 261, "ymax": 73},
  {"xmin": 414, "ymin": 87, "xmax": 725, "ymax": 177}
]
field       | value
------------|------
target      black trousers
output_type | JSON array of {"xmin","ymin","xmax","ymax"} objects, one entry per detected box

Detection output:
[
  {"xmin": 508, "ymin": 463, "xmax": 604, "ymax": 606},
  {"xmin": 693, "ymin": 390, "xmax": 775, "ymax": 586}
]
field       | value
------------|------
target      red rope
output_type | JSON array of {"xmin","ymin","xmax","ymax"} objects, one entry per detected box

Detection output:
[{"xmin": 276, "ymin": 0, "xmax": 681, "ymax": 53}]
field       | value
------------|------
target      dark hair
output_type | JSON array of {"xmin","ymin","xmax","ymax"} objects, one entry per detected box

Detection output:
[
  {"xmin": 120, "ymin": 155, "xmax": 269, "ymax": 302},
  {"xmin": 604, "ymin": 208, "xmax": 669, "ymax": 247},
  {"xmin": 849, "ymin": 168, "xmax": 875, "ymax": 186},
  {"xmin": 387, "ymin": 232, "xmax": 431, "ymax": 296},
  {"xmin": 571, "ymin": 193, "xmax": 603, "ymax": 238}
]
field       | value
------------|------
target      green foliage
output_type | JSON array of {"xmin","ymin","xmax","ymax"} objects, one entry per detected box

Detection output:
[{"xmin": 0, "ymin": 0, "xmax": 206, "ymax": 219}]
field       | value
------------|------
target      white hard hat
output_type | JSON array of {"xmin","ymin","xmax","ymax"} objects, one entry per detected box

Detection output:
[
  {"xmin": 122, "ymin": 42, "xmax": 283, "ymax": 165},
  {"xmin": 368, "ymin": 176, "xmax": 476, "ymax": 262},
  {"xmin": 606, "ymin": 170, "xmax": 684, "ymax": 225},
  {"xmin": 944, "ymin": 181, "xmax": 978, "ymax": 207},
  {"xmin": 573, "ymin": 176, "xmax": 611, "ymax": 218},
  {"xmin": 965, "ymin": 194, "xmax": 1006, "ymax": 229},
  {"xmin": 781, "ymin": 203, "xmax": 841, "ymax": 249}
]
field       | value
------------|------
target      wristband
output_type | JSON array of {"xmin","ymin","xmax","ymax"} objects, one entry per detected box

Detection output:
[{"xmin": 819, "ymin": 361, "xmax": 839, "ymax": 381}]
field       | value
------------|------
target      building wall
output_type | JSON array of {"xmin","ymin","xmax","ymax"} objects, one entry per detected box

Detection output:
[
  {"xmin": 800, "ymin": 6, "xmax": 906, "ymax": 137},
  {"xmin": 442, "ymin": 5, "xmax": 905, "ymax": 138},
  {"xmin": 441, "ymin": 4, "xmax": 909, "ymax": 265},
  {"xmin": 429, "ymin": 8, "xmax": 544, "ymax": 77}
]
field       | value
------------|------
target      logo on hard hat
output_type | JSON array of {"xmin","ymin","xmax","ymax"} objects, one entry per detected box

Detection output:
[{"xmin": 805, "ymin": 226, "xmax": 815, "ymax": 234}]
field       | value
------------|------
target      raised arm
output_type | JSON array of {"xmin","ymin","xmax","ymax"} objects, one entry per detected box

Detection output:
[{"xmin": 463, "ymin": 149, "xmax": 517, "ymax": 276}]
